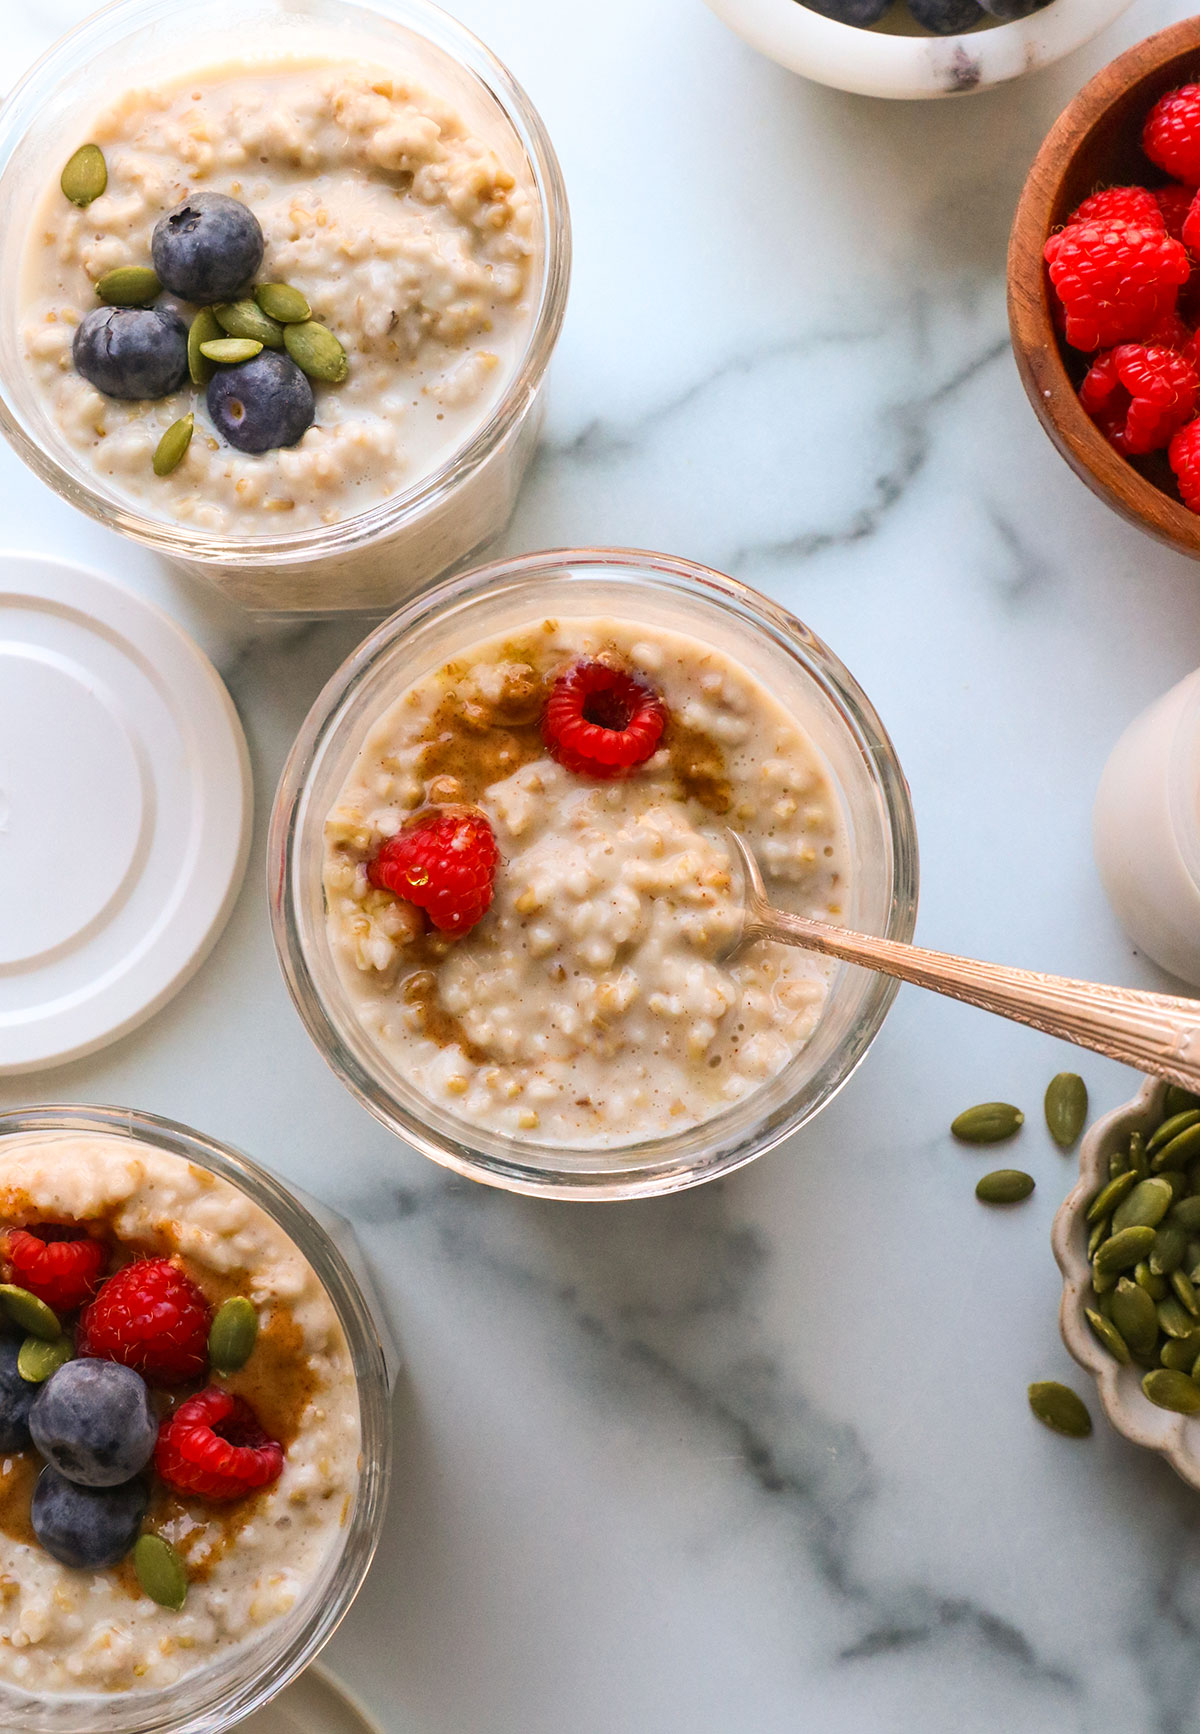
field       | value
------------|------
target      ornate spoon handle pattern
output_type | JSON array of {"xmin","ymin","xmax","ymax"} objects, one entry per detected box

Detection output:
[{"xmin": 725, "ymin": 832, "xmax": 1200, "ymax": 1093}]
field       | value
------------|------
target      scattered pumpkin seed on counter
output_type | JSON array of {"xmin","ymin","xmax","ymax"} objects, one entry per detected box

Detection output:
[
  {"xmin": 1079, "ymin": 1089, "xmax": 1200, "ymax": 1412},
  {"xmin": 951, "ymin": 1102, "xmax": 1024, "ymax": 1144},
  {"xmin": 975, "ymin": 1169, "xmax": 1035, "ymax": 1205},
  {"xmin": 1045, "ymin": 1073, "xmax": 1088, "ymax": 1148},
  {"xmin": 1028, "ymin": 1381, "xmax": 1092, "ymax": 1438}
]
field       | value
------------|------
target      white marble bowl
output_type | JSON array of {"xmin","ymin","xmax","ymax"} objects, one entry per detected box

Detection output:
[
  {"xmin": 1051, "ymin": 1075, "xmax": 1200, "ymax": 1489},
  {"xmin": 701, "ymin": 0, "xmax": 1135, "ymax": 100}
]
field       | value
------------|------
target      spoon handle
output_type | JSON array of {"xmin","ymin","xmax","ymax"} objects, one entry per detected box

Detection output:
[{"xmin": 748, "ymin": 909, "xmax": 1200, "ymax": 1093}]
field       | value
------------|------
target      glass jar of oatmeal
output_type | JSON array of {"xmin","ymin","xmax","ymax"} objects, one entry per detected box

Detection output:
[
  {"xmin": 269, "ymin": 547, "xmax": 920, "ymax": 1199},
  {"xmin": 0, "ymin": 0, "xmax": 569, "ymax": 617},
  {"xmin": 0, "ymin": 1103, "xmax": 393, "ymax": 1734}
]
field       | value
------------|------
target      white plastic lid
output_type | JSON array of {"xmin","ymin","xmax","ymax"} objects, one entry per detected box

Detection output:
[
  {"xmin": 0, "ymin": 554, "xmax": 252, "ymax": 1073},
  {"xmin": 241, "ymin": 1665, "xmax": 384, "ymax": 1734}
]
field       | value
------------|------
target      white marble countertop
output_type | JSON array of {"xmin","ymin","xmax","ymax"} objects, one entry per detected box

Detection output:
[{"xmin": 6, "ymin": 0, "xmax": 1200, "ymax": 1727}]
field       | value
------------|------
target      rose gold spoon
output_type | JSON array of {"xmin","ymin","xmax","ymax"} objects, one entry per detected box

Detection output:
[{"xmin": 724, "ymin": 830, "xmax": 1200, "ymax": 1093}]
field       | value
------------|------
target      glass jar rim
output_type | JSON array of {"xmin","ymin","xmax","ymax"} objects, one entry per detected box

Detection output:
[
  {"xmin": 0, "ymin": 0, "xmax": 570, "ymax": 568},
  {"xmin": 0, "ymin": 1102, "xmax": 392, "ymax": 1734},
  {"xmin": 268, "ymin": 545, "xmax": 921, "ymax": 1199}
]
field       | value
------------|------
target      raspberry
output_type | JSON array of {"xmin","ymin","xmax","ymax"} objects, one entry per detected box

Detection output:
[
  {"xmin": 542, "ymin": 661, "xmax": 667, "ymax": 779},
  {"xmin": 1145, "ymin": 87, "xmax": 1200, "ymax": 185},
  {"xmin": 155, "ymin": 1388, "xmax": 283, "ymax": 1502},
  {"xmin": 1170, "ymin": 417, "xmax": 1200, "ymax": 510},
  {"xmin": 1044, "ymin": 220, "xmax": 1190, "ymax": 351},
  {"xmin": 4, "ymin": 1229, "xmax": 107, "ymax": 1313},
  {"xmin": 1146, "ymin": 307, "xmax": 1193, "ymax": 350},
  {"xmin": 1079, "ymin": 344, "xmax": 1199, "ymax": 455},
  {"xmin": 368, "ymin": 807, "xmax": 498, "ymax": 935},
  {"xmin": 1182, "ymin": 188, "xmax": 1200, "ymax": 258},
  {"xmin": 1069, "ymin": 186, "xmax": 1163, "ymax": 230},
  {"xmin": 78, "ymin": 1258, "xmax": 211, "ymax": 1385},
  {"xmin": 1155, "ymin": 183, "xmax": 1196, "ymax": 243}
]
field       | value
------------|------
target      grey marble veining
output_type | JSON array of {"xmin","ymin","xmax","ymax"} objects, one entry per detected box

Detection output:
[{"xmin": 6, "ymin": 0, "xmax": 1200, "ymax": 1729}]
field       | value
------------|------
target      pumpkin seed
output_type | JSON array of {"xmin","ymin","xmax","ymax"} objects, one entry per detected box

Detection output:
[
  {"xmin": 1143, "ymin": 1368, "xmax": 1200, "ymax": 1413},
  {"xmin": 1165, "ymin": 1087, "xmax": 1200, "ymax": 1119},
  {"xmin": 975, "ymin": 1168, "xmax": 1035, "ymax": 1204},
  {"xmin": 1087, "ymin": 1218, "xmax": 1109, "ymax": 1260},
  {"xmin": 1028, "ymin": 1381, "xmax": 1092, "ymax": 1438},
  {"xmin": 1160, "ymin": 1170, "xmax": 1191, "ymax": 1203},
  {"xmin": 214, "ymin": 299, "xmax": 284, "ymax": 350},
  {"xmin": 1174, "ymin": 1197, "xmax": 1200, "ymax": 1232},
  {"xmin": 199, "ymin": 337, "xmax": 262, "ymax": 364},
  {"xmin": 95, "ymin": 266, "xmax": 160, "ymax": 307},
  {"xmin": 1094, "ymin": 1225, "xmax": 1157, "ymax": 1277},
  {"xmin": 1159, "ymin": 1296, "xmax": 1196, "ymax": 1338},
  {"xmin": 1113, "ymin": 1176, "xmax": 1174, "ymax": 1234},
  {"xmin": 1045, "ymin": 1073, "xmax": 1088, "ymax": 1147},
  {"xmin": 1162, "ymin": 1337, "xmax": 1200, "ymax": 1371},
  {"xmin": 1151, "ymin": 1224, "xmax": 1189, "ymax": 1276},
  {"xmin": 61, "ymin": 143, "xmax": 107, "ymax": 207},
  {"xmin": 188, "ymin": 308, "xmax": 222, "ymax": 386},
  {"xmin": 1087, "ymin": 1170, "xmax": 1138, "ymax": 1224},
  {"xmin": 153, "ymin": 414, "xmax": 193, "ymax": 478},
  {"xmin": 1153, "ymin": 1123, "xmax": 1200, "ymax": 1173},
  {"xmin": 1135, "ymin": 1261, "xmax": 1168, "ymax": 1301},
  {"xmin": 1085, "ymin": 1308, "xmax": 1131, "ymax": 1364},
  {"xmin": 1112, "ymin": 1278, "xmax": 1159, "ymax": 1358},
  {"xmin": 255, "ymin": 281, "xmax": 311, "ymax": 323},
  {"xmin": 208, "ymin": 1297, "xmax": 258, "ymax": 1374},
  {"xmin": 1173, "ymin": 1269, "xmax": 1200, "ymax": 1317},
  {"xmin": 1109, "ymin": 1147, "xmax": 1130, "ymax": 1180},
  {"xmin": 1130, "ymin": 1131, "xmax": 1150, "ymax": 1178},
  {"xmin": 1093, "ymin": 1266, "xmax": 1117, "ymax": 1295},
  {"xmin": 283, "ymin": 319, "xmax": 348, "ymax": 383},
  {"xmin": 1148, "ymin": 1109, "xmax": 1200, "ymax": 1157},
  {"xmin": 0, "ymin": 1285, "xmax": 60, "ymax": 1341},
  {"xmin": 134, "ymin": 1534, "xmax": 188, "ymax": 1611},
  {"xmin": 18, "ymin": 1335, "xmax": 72, "ymax": 1384}
]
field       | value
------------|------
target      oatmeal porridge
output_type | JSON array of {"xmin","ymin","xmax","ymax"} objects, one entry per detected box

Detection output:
[
  {"xmin": 323, "ymin": 617, "xmax": 851, "ymax": 1147},
  {"xmin": 0, "ymin": 1131, "xmax": 360, "ymax": 1697},
  {"xmin": 21, "ymin": 56, "xmax": 539, "ymax": 533}
]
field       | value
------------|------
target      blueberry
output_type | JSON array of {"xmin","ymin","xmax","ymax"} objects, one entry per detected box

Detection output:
[
  {"xmin": 30, "ymin": 1361, "xmax": 157, "ymax": 1487},
  {"xmin": 908, "ymin": 0, "xmax": 984, "ymax": 29},
  {"xmin": 978, "ymin": 0, "xmax": 1052, "ymax": 14},
  {"xmin": 803, "ymin": 0, "xmax": 891, "ymax": 22},
  {"xmin": 72, "ymin": 305, "xmax": 188, "ymax": 400},
  {"xmin": 31, "ymin": 1467, "xmax": 147, "ymax": 1570},
  {"xmin": 152, "ymin": 193, "xmax": 264, "ymax": 303},
  {"xmin": 0, "ymin": 1339, "xmax": 35, "ymax": 1453},
  {"xmin": 207, "ymin": 350, "xmax": 314, "ymax": 453}
]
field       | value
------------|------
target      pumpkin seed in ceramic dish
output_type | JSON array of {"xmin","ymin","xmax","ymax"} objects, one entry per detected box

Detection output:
[
  {"xmin": 1045, "ymin": 1073, "xmax": 1087, "ymax": 1147},
  {"xmin": 208, "ymin": 1297, "xmax": 258, "ymax": 1374},
  {"xmin": 1161, "ymin": 1337, "xmax": 1200, "ymax": 1371},
  {"xmin": 283, "ymin": 320, "xmax": 348, "ymax": 383},
  {"xmin": 153, "ymin": 414, "xmax": 193, "ymax": 478},
  {"xmin": 1143, "ymin": 1368, "xmax": 1200, "ymax": 1413},
  {"xmin": 17, "ymin": 1334, "xmax": 72, "ymax": 1384},
  {"xmin": 1094, "ymin": 1225, "xmax": 1157, "ymax": 1277},
  {"xmin": 1085, "ymin": 1308, "xmax": 1130, "ymax": 1364},
  {"xmin": 1087, "ymin": 1219, "xmax": 1109, "ymax": 1259},
  {"xmin": 199, "ymin": 337, "xmax": 262, "ymax": 364},
  {"xmin": 1135, "ymin": 1261, "xmax": 1168, "ymax": 1301},
  {"xmin": 1151, "ymin": 1224, "xmax": 1189, "ymax": 1276},
  {"xmin": 1173, "ymin": 1196, "xmax": 1200, "ymax": 1232},
  {"xmin": 1113, "ymin": 1176, "xmax": 1174, "ymax": 1234},
  {"xmin": 96, "ymin": 266, "xmax": 161, "ymax": 307},
  {"xmin": 975, "ymin": 1169, "xmax": 1034, "ymax": 1204},
  {"xmin": 134, "ymin": 1534, "xmax": 188, "ymax": 1610},
  {"xmin": 1028, "ymin": 1382, "xmax": 1092, "ymax": 1438},
  {"xmin": 1130, "ymin": 1131, "xmax": 1150, "ymax": 1177},
  {"xmin": 1153, "ymin": 1123, "xmax": 1200, "ymax": 1173},
  {"xmin": 1112, "ymin": 1278, "xmax": 1159, "ymax": 1358},
  {"xmin": 1173, "ymin": 1269, "xmax": 1200, "ymax": 1317},
  {"xmin": 1148, "ymin": 1110, "xmax": 1200, "ymax": 1158},
  {"xmin": 1158, "ymin": 1297, "xmax": 1196, "ymax": 1338},
  {"xmin": 188, "ymin": 308, "xmax": 222, "ymax": 386},
  {"xmin": 1160, "ymin": 1170, "xmax": 1190, "ymax": 1203},
  {"xmin": 0, "ymin": 1285, "xmax": 60, "ymax": 1341},
  {"xmin": 61, "ymin": 144, "xmax": 106, "ymax": 207},
  {"xmin": 1164, "ymin": 1087, "xmax": 1200, "ymax": 1119},
  {"xmin": 255, "ymin": 282, "xmax": 311, "ymax": 323},
  {"xmin": 214, "ymin": 299, "xmax": 284, "ymax": 350},
  {"xmin": 1087, "ymin": 1170, "xmax": 1138, "ymax": 1224}
]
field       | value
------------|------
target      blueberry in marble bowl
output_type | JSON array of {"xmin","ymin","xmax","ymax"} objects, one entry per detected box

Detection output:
[{"xmin": 701, "ymin": 0, "xmax": 1134, "ymax": 98}]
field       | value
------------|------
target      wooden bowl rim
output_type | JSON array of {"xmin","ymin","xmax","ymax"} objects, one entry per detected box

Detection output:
[{"xmin": 1008, "ymin": 15, "xmax": 1200, "ymax": 558}]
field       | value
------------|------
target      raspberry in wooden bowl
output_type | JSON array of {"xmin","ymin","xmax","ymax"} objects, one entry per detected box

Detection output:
[
  {"xmin": 0, "ymin": 1105, "xmax": 392, "ymax": 1734},
  {"xmin": 1008, "ymin": 15, "xmax": 1200, "ymax": 560},
  {"xmin": 269, "ymin": 547, "xmax": 918, "ymax": 1200}
]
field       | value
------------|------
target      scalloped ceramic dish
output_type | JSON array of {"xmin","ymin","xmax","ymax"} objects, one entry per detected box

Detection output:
[
  {"xmin": 701, "ymin": 0, "xmax": 1135, "ymax": 101},
  {"xmin": 1051, "ymin": 1075, "xmax": 1200, "ymax": 1489}
]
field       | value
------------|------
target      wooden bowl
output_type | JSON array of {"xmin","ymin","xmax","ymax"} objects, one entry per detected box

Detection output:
[{"xmin": 1009, "ymin": 16, "xmax": 1200, "ymax": 560}]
